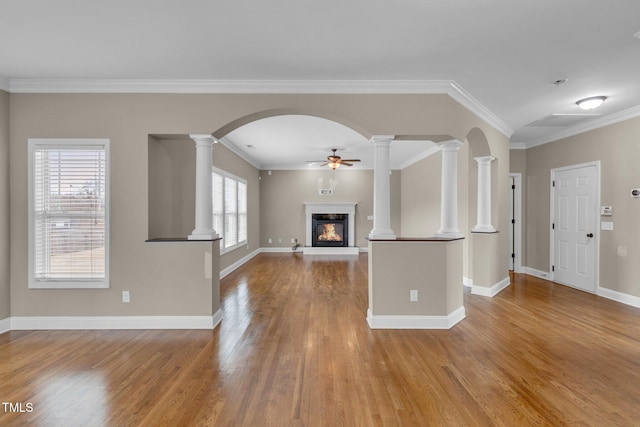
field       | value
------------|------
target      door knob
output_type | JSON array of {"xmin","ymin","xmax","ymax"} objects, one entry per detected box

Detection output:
[{"xmin": 587, "ymin": 233, "xmax": 594, "ymax": 238}]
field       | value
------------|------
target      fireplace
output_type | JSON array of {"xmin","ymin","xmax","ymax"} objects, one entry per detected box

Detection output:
[
  {"xmin": 312, "ymin": 214, "xmax": 348, "ymax": 247},
  {"xmin": 303, "ymin": 202, "xmax": 358, "ymax": 255}
]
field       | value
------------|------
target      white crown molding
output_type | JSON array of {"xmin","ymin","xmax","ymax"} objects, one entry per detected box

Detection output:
[
  {"xmin": 447, "ymin": 82, "xmax": 513, "ymax": 138},
  {"xmin": 509, "ymin": 142, "xmax": 527, "ymax": 150},
  {"xmin": 9, "ymin": 78, "xmax": 456, "ymax": 94},
  {"xmin": 218, "ymin": 137, "xmax": 263, "ymax": 169},
  {"xmin": 524, "ymin": 105, "xmax": 640, "ymax": 149},
  {"xmin": 7, "ymin": 78, "xmax": 511, "ymax": 137},
  {"xmin": 0, "ymin": 76, "xmax": 9, "ymax": 92}
]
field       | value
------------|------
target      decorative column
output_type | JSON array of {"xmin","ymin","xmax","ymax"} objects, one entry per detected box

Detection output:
[
  {"xmin": 472, "ymin": 156, "xmax": 496, "ymax": 232},
  {"xmin": 435, "ymin": 140, "xmax": 464, "ymax": 238},
  {"xmin": 188, "ymin": 134, "xmax": 219, "ymax": 240},
  {"xmin": 369, "ymin": 135, "xmax": 396, "ymax": 240}
]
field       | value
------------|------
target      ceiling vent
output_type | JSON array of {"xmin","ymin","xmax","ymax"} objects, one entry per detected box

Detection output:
[{"xmin": 525, "ymin": 113, "xmax": 599, "ymax": 127}]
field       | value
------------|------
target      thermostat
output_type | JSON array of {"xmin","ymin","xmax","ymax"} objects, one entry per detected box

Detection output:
[
  {"xmin": 632, "ymin": 188, "xmax": 640, "ymax": 198},
  {"xmin": 601, "ymin": 206, "xmax": 613, "ymax": 216}
]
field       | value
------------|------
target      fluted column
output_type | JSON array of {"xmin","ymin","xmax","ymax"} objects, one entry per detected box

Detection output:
[
  {"xmin": 369, "ymin": 135, "xmax": 396, "ymax": 240},
  {"xmin": 188, "ymin": 134, "xmax": 219, "ymax": 240},
  {"xmin": 435, "ymin": 140, "xmax": 464, "ymax": 238},
  {"xmin": 472, "ymin": 156, "xmax": 496, "ymax": 232}
]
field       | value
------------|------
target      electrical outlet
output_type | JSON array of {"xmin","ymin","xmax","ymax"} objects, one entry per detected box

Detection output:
[
  {"xmin": 268, "ymin": 238, "xmax": 272, "ymax": 244},
  {"xmin": 278, "ymin": 238, "xmax": 282, "ymax": 243},
  {"xmin": 122, "ymin": 291, "xmax": 130, "ymax": 303},
  {"xmin": 410, "ymin": 290, "xmax": 418, "ymax": 302},
  {"xmin": 291, "ymin": 238, "xmax": 295, "ymax": 243}
]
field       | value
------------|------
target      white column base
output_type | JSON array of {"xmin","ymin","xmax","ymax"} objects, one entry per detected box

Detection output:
[
  {"xmin": 435, "ymin": 231, "xmax": 464, "ymax": 238},
  {"xmin": 188, "ymin": 232, "xmax": 220, "ymax": 241},
  {"xmin": 368, "ymin": 231, "xmax": 396, "ymax": 240},
  {"xmin": 471, "ymin": 225, "xmax": 497, "ymax": 233}
]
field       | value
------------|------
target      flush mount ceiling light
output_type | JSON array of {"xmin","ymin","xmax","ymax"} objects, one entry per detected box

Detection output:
[{"xmin": 576, "ymin": 96, "xmax": 607, "ymax": 110}]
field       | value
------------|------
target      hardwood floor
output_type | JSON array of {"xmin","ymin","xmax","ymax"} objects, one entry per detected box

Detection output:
[{"xmin": 2, "ymin": 253, "xmax": 640, "ymax": 426}]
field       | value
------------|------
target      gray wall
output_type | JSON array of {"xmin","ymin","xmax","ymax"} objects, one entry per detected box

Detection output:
[
  {"xmin": 8, "ymin": 92, "xmax": 509, "ymax": 317},
  {"xmin": 522, "ymin": 116, "xmax": 640, "ymax": 297},
  {"xmin": 148, "ymin": 136, "xmax": 260, "ymax": 270},
  {"xmin": 259, "ymin": 169, "xmax": 400, "ymax": 249},
  {"xmin": 0, "ymin": 90, "xmax": 9, "ymax": 320}
]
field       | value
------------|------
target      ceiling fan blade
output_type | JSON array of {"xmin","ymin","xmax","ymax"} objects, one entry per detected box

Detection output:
[
  {"xmin": 306, "ymin": 160, "xmax": 326, "ymax": 163},
  {"xmin": 340, "ymin": 159, "xmax": 360, "ymax": 162},
  {"xmin": 340, "ymin": 162, "xmax": 354, "ymax": 166}
]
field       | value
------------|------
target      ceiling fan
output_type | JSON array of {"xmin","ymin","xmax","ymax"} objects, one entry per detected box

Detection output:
[{"xmin": 307, "ymin": 148, "xmax": 361, "ymax": 170}]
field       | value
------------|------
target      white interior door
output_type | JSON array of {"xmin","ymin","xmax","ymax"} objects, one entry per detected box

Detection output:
[{"xmin": 552, "ymin": 164, "xmax": 598, "ymax": 293}]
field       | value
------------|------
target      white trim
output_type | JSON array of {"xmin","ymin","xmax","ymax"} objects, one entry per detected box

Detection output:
[
  {"xmin": 304, "ymin": 202, "xmax": 357, "ymax": 249},
  {"xmin": 220, "ymin": 249, "xmax": 261, "ymax": 279},
  {"xmin": 217, "ymin": 137, "xmax": 262, "ymax": 170},
  {"xmin": 471, "ymin": 276, "xmax": 511, "ymax": 297},
  {"xmin": 0, "ymin": 76, "xmax": 9, "ymax": 92},
  {"xmin": 463, "ymin": 277, "xmax": 473, "ymax": 288},
  {"xmin": 260, "ymin": 247, "xmax": 302, "ymax": 253},
  {"xmin": 523, "ymin": 266, "xmax": 551, "ymax": 280},
  {"xmin": 211, "ymin": 309, "xmax": 223, "ymax": 329},
  {"xmin": 7, "ymin": 79, "xmax": 511, "ymax": 138},
  {"xmin": 366, "ymin": 306, "xmax": 465, "ymax": 329},
  {"xmin": 302, "ymin": 247, "xmax": 359, "ymax": 256},
  {"xmin": 525, "ymin": 105, "xmax": 640, "ymax": 149},
  {"xmin": 9, "ymin": 78, "xmax": 457, "ymax": 94},
  {"xmin": 447, "ymin": 82, "xmax": 513, "ymax": 137},
  {"xmin": 9, "ymin": 315, "xmax": 217, "ymax": 330},
  {"xmin": 0, "ymin": 317, "xmax": 10, "ymax": 334},
  {"xmin": 550, "ymin": 161, "xmax": 601, "ymax": 292},
  {"xmin": 27, "ymin": 138, "xmax": 111, "ymax": 289},
  {"xmin": 509, "ymin": 142, "xmax": 527, "ymax": 150},
  {"xmin": 597, "ymin": 287, "xmax": 640, "ymax": 309},
  {"xmin": 510, "ymin": 173, "xmax": 524, "ymax": 273},
  {"xmin": 398, "ymin": 145, "xmax": 442, "ymax": 170}
]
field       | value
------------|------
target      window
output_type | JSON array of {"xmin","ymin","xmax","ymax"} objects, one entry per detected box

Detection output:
[
  {"xmin": 28, "ymin": 139, "xmax": 110, "ymax": 288},
  {"xmin": 212, "ymin": 168, "xmax": 247, "ymax": 252}
]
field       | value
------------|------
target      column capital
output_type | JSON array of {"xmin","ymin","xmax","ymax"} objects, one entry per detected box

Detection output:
[
  {"xmin": 437, "ymin": 140, "xmax": 463, "ymax": 152},
  {"xmin": 474, "ymin": 156, "xmax": 496, "ymax": 165},
  {"xmin": 189, "ymin": 134, "xmax": 217, "ymax": 146},
  {"xmin": 370, "ymin": 135, "xmax": 395, "ymax": 145}
]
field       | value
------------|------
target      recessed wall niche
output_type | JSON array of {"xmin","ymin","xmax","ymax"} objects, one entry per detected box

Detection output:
[{"xmin": 148, "ymin": 134, "xmax": 196, "ymax": 239}]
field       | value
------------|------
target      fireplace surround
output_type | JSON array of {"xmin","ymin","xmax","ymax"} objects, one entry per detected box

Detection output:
[{"xmin": 303, "ymin": 202, "xmax": 358, "ymax": 255}]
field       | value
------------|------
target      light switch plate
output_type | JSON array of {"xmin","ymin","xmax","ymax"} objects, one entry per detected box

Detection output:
[{"xmin": 601, "ymin": 222, "xmax": 614, "ymax": 231}]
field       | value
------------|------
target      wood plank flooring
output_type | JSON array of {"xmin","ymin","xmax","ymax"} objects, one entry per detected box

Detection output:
[{"xmin": 2, "ymin": 253, "xmax": 640, "ymax": 426}]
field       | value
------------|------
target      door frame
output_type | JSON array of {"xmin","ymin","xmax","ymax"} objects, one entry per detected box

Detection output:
[
  {"xmin": 549, "ymin": 161, "xmax": 601, "ymax": 292},
  {"xmin": 509, "ymin": 173, "xmax": 523, "ymax": 273}
]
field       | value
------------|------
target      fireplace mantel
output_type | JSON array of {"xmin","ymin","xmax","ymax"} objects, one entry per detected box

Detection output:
[{"xmin": 303, "ymin": 202, "xmax": 358, "ymax": 255}]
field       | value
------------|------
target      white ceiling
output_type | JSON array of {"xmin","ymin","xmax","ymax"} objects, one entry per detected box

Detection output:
[{"xmin": 2, "ymin": 0, "xmax": 640, "ymax": 167}]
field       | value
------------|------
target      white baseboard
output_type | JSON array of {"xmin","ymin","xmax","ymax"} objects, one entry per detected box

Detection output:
[
  {"xmin": 220, "ymin": 249, "xmax": 261, "ymax": 279},
  {"xmin": 366, "ymin": 306, "xmax": 465, "ymax": 329},
  {"xmin": 471, "ymin": 276, "xmax": 511, "ymax": 297},
  {"xmin": 0, "ymin": 317, "xmax": 10, "ymax": 334},
  {"xmin": 260, "ymin": 247, "xmax": 301, "ymax": 253},
  {"xmin": 463, "ymin": 277, "xmax": 473, "ymax": 288},
  {"xmin": 523, "ymin": 266, "xmax": 551, "ymax": 280},
  {"xmin": 302, "ymin": 247, "xmax": 359, "ymax": 255},
  {"xmin": 597, "ymin": 287, "xmax": 640, "ymax": 309},
  {"xmin": 9, "ymin": 315, "xmax": 219, "ymax": 330}
]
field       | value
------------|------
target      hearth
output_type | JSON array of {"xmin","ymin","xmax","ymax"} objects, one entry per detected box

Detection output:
[{"xmin": 312, "ymin": 214, "xmax": 348, "ymax": 247}]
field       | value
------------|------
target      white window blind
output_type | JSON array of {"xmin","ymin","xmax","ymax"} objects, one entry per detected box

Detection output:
[
  {"xmin": 212, "ymin": 168, "xmax": 247, "ymax": 252},
  {"xmin": 29, "ymin": 139, "xmax": 109, "ymax": 288}
]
